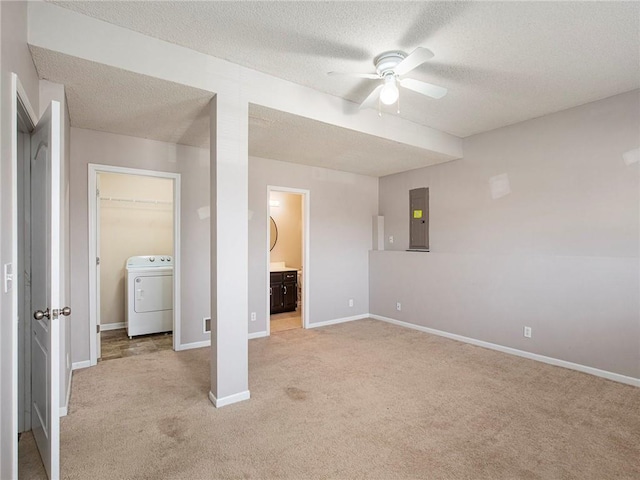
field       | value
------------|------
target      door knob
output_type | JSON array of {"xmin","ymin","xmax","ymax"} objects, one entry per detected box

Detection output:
[
  {"xmin": 33, "ymin": 308, "xmax": 50, "ymax": 320},
  {"xmin": 55, "ymin": 306, "xmax": 72, "ymax": 317}
]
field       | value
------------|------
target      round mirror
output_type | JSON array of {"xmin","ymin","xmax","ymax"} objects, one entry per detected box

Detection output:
[{"xmin": 269, "ymin": 216, "xmax": 278, "ymax": 251}]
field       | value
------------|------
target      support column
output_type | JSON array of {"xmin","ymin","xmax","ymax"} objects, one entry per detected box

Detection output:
[{"xmin": 208, "ymin": 89, "xmax": 249, "ymax": 407}]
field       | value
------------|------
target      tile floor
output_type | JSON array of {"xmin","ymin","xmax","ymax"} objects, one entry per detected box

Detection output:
[
  {"xmin": 100, "ymin": 329, "xmax": 173, "ymax": 361},
  {"xmin": 270, "ymin": 310, "xmax": 302, "ymax": 333}
]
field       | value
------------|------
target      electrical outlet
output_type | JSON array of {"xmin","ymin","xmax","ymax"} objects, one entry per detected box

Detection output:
[
  {"xmin": 389, "ymin": 235, "xmax": 394, "ymax": 244},
  {"xmin": 348, "ymin": 299, "xmax": 354, "ymax": 307},
  {"xmin": 524, "ymin": 326, "xmax": 532, "ymax": 338},
  {"xmin": 396, "ymin": 302, "xmax": 402, "ymax": 311},
  {"xmin": 250, "ymin": 312, "xmax": 256, "ymax": 322}
]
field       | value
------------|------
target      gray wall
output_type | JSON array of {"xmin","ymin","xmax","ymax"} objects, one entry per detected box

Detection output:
[
  {"xmin": 69, "ymin": 128, "xmax": 211, "ymax": 363},
  {"xmin": 372, "ymin": 90, "xmax": 640, "ymax": 379},
  {"xmin": 249, "ymin": 156, "xmax": 378, "ymax": 334},
  {"xmin": 0, "ymin": 2, "xmax": 40, "ymax": 476}
]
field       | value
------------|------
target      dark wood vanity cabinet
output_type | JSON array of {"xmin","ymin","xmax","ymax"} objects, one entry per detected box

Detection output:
[{"xmin": 270, "ymin": 271, "xmax": 297, "ymax": 314}]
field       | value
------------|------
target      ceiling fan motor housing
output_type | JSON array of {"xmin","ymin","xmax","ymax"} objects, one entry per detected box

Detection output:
[{"xmin": 374, "ymin": 51, "xmax": 406, "ymax": 76}]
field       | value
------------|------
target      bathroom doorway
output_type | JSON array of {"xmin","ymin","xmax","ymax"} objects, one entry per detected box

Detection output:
[{"xmin": 267, "ymin": 187, "xmax": 309, "ymax": 334}]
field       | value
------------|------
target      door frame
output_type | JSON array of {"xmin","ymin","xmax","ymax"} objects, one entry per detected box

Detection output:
[
  {"xmin": 10, "ymin": 73, "xmax": 39, "ymax": 476},
  {"xmin": 265, "ymin": 186, "xmax": 310, "ymax": 335},
  {"xmin": 88, "ymin": 164, "xmax": 181, "ymax": 364}
]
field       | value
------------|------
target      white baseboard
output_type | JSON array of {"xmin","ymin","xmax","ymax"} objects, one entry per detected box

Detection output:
[
  {"xmin": 307, "ymin": 313, "xmax": 368, "ymax": 329},
  {"xmin": 249, "ymin": 331, "xmax": 268, "ymax": 339},
  {"xmin": 100, "ymin": 322, "xmax": 125, "ymax": 331},
  {"xmin": 208, "ymin": 390, "xmax": 250, "ymax": 408},
  {"xmin": 71, "ymin": 360, "xmax": 91, "ymax": 371},
  {"xmin": 179, "ymin": 332, "xmax": 269, "ymax": 348},
  {"xmin": 370, "ymin": 314, "xmax": 640, "ymax": 388},
  {"xmin": 177, "ymin": 340, "xmax": 211, "ymax": 351}
]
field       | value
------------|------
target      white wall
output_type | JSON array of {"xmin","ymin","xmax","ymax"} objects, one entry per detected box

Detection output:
[
  {"xmin": 372, "ymin": 90, "xmax": 640, "ymax": 380},
  {"xmin": 249, "ymin": 156, "xmax": 378, "ymax": 334},
  {"xmin": 0, "ymin": 2, "xmax": 40, "ymax": 476},
  {"xmin": 99, "ymin": 173, "xmax": 173, "ymax": 327},
  {"xmin": 269, "ymin": 191, "xmax": 302, "ymax": 270},
  {"xmin": 70, "ymin": 128, "xmax": 210, "ymax": 362}
]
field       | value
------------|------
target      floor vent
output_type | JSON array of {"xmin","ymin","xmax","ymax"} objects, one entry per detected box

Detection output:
[{"xmin": 203, "ymin": 317, "xmax": 211, "ymax": 333}]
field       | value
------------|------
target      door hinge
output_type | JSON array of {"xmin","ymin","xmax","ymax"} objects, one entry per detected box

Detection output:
[
  {"xmin": 97, "ymin": 324, "xmax": 101, "ymax": 334},
  {"xmin": 96, "ymin": 188, "xmax": 100, "ymax": 197},
  {"xmin": 96, "ymin": 257, "xmax": 100, "ymax": 265}
]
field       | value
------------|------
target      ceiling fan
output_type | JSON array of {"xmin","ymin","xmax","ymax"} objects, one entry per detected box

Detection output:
[{"xmin": 328, "ymin": 47, "xmax": 447, "ymax": 110}]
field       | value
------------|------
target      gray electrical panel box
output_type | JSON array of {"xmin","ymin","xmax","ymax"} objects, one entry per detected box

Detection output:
[{"xmin": 409, "ymin": 187, "xmax": 429, "ymax": 251}]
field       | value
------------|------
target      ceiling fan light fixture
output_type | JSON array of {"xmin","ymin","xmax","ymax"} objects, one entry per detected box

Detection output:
[{"xmin": 379, "ymin": 76, "xmax": 399, "ymax": 105}]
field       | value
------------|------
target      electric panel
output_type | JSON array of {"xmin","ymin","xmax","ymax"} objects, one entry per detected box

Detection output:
[{"xmin": 409, "ymin": 187, "xmax": 429, "ymax": 251}]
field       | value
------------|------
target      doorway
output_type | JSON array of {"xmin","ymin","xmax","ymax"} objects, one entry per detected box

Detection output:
[
  {"xmin": 14, "ymin": 79, "xmax": 64, "ymax": 478},
  {"xmin": 16, "ymin": 82, "xmax": 37, "ymax": 441},
  {"xmin": 88, "ymin": 165, "xmax": 181, "ymax": 364},
  {"xmin": 267, "ymin": 187, "xmax": 309, "ymax": 334}
]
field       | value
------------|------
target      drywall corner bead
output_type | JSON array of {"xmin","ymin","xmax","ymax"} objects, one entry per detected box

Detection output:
[
  {"xmin": 197, "ymin": 205, "xmax": 210, "ymax": 220},
  {"xmin": 622, "ymin": 148, "xmax": 639, "ymax": 166},
  {"xmin": 489, "ymin": 173, "xmax": 511, "ymax": 200}
]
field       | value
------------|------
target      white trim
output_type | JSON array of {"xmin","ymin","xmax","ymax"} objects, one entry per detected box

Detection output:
[
  {"xmin": 208, "ymin": 390, "xmax": 251, "ymax": 408},
  {"xmin": 9, "ymin": 74, "xmax": 39, "ymax": 479},
  {"xmin": 100, "ymin": 322, "xmax": 125, "ymax": 331},
  {"xmin": 71, "ymin": 361, "xmax": 91, "ymax": 371},
  {"xmin": 266, "ymin": 186, "xmax": 310, "ymax": 336},
  {"xmin": 59, "ymin": 370, "xmax": 73, "ymax": 417},
  {"xmin": 249, "ymin": 331, "xmax": 268, "ymax": 340},
  {"xmin": 370, "ymin": 315, "xmax": 640, "ymax": 388},
  {"xmin": 177, "ymin": 340, "xmax": 210, "ymax": 351},
  {"xmin": 178, "ymin": 331, "xmax": 268, "ymax": 350},
  {"xmin": 307, "ymin": 314, "xmax": 368, "ymax": 329},
  {"xmin": 88, "ymin": 164, "xmax": 181, "ymax": 365}
]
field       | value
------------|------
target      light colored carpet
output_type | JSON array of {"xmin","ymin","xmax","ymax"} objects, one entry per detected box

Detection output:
[
  {"xmin": 53, "ymin": 320, "xmax": 639, "ymax": 479},
  {"xmin": 18, "ymin": 431, "xmax": 47, "ymax": 479}
]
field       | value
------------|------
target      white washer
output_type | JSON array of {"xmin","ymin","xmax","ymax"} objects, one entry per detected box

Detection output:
[{"xmin": 125, "ymin": 255, "xmax": 173, "ymax": 338}]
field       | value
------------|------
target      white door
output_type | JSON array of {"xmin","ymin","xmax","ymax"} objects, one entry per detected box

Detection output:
[{"xmin": 30, "ymin": 101, "xmax": 65, "ymax": 480}]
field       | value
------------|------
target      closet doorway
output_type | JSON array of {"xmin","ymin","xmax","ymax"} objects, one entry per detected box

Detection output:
[
  {"xmin": 267, "ymin": 187, "xmax": 309, "ymax": 334},
  {"xmin": 88, "ymin": 165, "xmax": 181, "ymax": 364}
]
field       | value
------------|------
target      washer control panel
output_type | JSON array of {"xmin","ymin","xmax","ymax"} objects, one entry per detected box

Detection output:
[{"xmin": 126, "ymin": 255, "xmax": 173, "ymax": 268}]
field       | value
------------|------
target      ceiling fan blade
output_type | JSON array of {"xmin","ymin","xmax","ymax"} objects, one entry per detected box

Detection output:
[
  {"xmin": 359, "ymin": 84, "xmax": 384, "ymax": 109},
  {"xmin": 399, "ymin": 78, "xmax": 447, "ymax": 99},
  {"xmin": 393, "ymin": 47, "xmax": 435, "ymax": 76},
  {"xmin": 327, "ymin": 71, "xmax": 380, "ymax": 79}
]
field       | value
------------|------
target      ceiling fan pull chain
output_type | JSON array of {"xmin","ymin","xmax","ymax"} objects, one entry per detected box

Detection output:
[
  {"xmin": 397, "ymin": 94, "xmax": 401, "ymax": 114},
  {"xmin": 378, "ymin": 96, "xmax": 382, "ymax": 117}
]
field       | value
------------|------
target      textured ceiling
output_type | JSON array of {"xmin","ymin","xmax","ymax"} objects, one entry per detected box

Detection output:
[
  {"xmin": 52, "ymin": 1, "xmax": 640, "ymax": 137},
  {"xmin": 249, "ymin": 105, "xmax": 452, "ymax": 177},
  {"xmin": 31, "ymin": 47, "xmax": 447, "ymax": 177},
  {"xmin": 30, "ymin": 46, "xmax": 213, "ymax": 148}
]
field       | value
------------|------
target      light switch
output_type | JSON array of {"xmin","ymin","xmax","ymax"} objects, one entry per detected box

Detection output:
[{"xmin": 4, "ymin": 263, "xmax": 13, "ymax": 293}]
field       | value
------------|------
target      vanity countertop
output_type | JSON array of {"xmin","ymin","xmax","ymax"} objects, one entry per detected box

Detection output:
[{"xmin": 270, "ymin": 266, "xmax": 299, "ymax": 272}]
